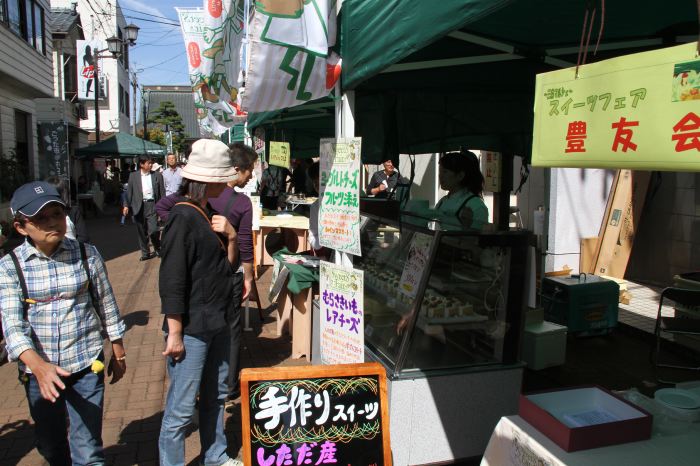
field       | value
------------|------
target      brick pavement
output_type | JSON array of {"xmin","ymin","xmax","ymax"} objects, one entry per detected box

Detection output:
[{"xmin": 0, "ymin": 208, "xmax": 306, "ymax": 465}]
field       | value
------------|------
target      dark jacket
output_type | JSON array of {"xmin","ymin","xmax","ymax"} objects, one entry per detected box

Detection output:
[
  {"xmin": 125, "ymin": 170, "xmax": 166, "ymax": 216},
  {"xmin": 159, "ymin": 202, "xmax": 234, "ymax": 335}
]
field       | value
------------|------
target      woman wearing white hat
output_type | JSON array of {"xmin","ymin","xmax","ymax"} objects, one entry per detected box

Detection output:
[{"xmin": 158, "ymin": 139, "xmax": 242, "ymax": 466}]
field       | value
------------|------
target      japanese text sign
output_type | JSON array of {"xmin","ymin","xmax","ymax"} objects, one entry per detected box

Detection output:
[
  {"xmin": 533, "ymin": 43, "xmax": 700, "ymax": 171},
  {"xmin": 320, "ymin": 261, "xmax": 364, "ymax": 364},
  {"xmin": 269, "ymin": 141, "xmax": 291, "ymax": 169},
  {"xmin": 319, "ymin": 137, "xmax": 362, "ymax": 255},
  {"xmin": 241, "ymin": 363, "xmax": 392, "ymax": 466},
  {"xmin": 38, "ymin": 122, "xmax": 68, "ymax": 180},
  {"xmin": 398, "ymin": 233, "xmax": 432, "ymax": 299}
]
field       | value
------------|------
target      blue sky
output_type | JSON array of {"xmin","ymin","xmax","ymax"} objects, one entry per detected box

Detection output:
[{"xmin": 120, "ymin": 0, "xmax": 200, "ymax": 86}]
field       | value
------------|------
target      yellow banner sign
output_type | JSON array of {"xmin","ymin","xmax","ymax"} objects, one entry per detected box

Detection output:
[
  {"xmin": 268, "ymin": 141, "xmax": 291, "ymax": 168},
  {"xmin": 532, "ymin": 43, "xmax": 700, "ymax": 171}
]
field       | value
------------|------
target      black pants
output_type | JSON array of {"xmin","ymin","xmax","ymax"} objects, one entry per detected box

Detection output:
[
  {"xmin": 134, "ymin": 200, "xmax": 160, "ymax": 256},
  {"xmin": 227, "ymin": 272, "xmax": 244, "ymax": 398}
]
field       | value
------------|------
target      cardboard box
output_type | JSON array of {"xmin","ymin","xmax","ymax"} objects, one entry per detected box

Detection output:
[{"xmin": 519, "ymin": 386, "xmax": 652, "ymax": 452}]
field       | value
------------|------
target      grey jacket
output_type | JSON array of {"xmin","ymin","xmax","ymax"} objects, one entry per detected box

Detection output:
[{"xmin": 125, "ymin": 170, "xmax": 165, "ymax": 216}]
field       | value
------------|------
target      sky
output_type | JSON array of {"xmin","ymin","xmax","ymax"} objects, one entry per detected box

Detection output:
[{"xmin": 120, "ymin": 0, "xmax": 198, "ymax": 86}]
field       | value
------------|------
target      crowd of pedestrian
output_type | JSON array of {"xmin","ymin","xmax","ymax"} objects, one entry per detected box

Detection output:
[{"xmin": 0, "ymin": 139, "xmax": 298, "ymax": 466}]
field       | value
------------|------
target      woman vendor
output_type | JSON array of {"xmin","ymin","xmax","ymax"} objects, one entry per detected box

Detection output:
[{"xmin": 434, "ymin": 150, "xmax": 488, "ymax": 230}]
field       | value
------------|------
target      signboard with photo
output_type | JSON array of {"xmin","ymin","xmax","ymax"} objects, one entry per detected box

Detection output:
[
  {"xmin": 320, "ymin": 261, "xmax": 364, "ymax": 364},
  {"xmin": 76, "ymin": 39, "xmax": 106, "ymax": 101}
]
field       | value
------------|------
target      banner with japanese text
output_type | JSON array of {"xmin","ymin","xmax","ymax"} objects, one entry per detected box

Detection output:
[
  {"xmin": 532, "ymin": 43, "xmax": 700, "ymax": 171},
  {"xmin": 38, "ymin": 122, "xmax": 68, "ymax": 180},
  {"xmin": 319, "ymin": 261, "xmax": 364, "ymax": 364},
  {"xmin": 242, "ymin": 0, "xmax": 341, "ymax": 112},
  {"xmin": 269, "ymin": 141, "xmax": 291, "ymax": 168},
  {"xmin": 319, "ymin": 137, "xmax": 362, "ymax": 256},
  {"xmin": 176, "ymin": 3, "xmax": 246, "ymax": 137}
]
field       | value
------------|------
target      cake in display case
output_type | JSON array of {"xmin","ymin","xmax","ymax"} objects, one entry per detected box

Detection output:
[{"xmin": 358, "ymin": 212, "xmax": 530, "ymax": 377}]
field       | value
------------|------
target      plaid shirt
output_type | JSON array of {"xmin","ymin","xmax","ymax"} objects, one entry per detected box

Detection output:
[{"xmin": 0, "ymin": 238, "xmax": 125, "ymax": 374}]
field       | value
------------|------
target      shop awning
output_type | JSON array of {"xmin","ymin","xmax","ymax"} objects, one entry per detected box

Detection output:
[
  {"xmin": 75, "ymin": 133, "xmax": 167, "ymax": 159},
  {"xmin": 249, "ymin": 0, "xmax": 699, "ymax": 162}
]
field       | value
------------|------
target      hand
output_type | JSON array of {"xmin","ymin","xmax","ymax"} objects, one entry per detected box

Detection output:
[
  {"xmin": 211, "ymin": 214, "xmax": 236, "ymax": 239},
  {"xmin": 243, "ymin": 278, "xmax": 254, "ymax": 300},
  {"xmin": 378, "ymin": 183, "xmax": 388, "ymax": 192},
  {"xmin": 162, "ymin": 333, "xmax": 185, "ymax": 362},
  {"xmin": 32, "ymin": 361, "xmax": 70, "ymax": 402},
  {"xmin": 122, "ymin": 206, "xmax": 129, "ymax": 216},
  {"xmin": 107, "ymin": 356, "xmax": 126, "ymax": 384}
]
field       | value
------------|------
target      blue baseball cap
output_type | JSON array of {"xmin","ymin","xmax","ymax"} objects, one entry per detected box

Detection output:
[{"xmin": 10, "ymin": 181, "xmax": 65, "ymax": 217}]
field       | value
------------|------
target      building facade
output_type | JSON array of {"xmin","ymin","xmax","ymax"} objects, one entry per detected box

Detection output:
[{"xmin": 0, "ymin": 0, "xmax": 53, "ymax": 202}]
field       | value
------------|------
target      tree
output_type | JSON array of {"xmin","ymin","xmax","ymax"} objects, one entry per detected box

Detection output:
[
  {"xmin": 147, "ymin": 101, "xmax": 185, "ymax": 153},
  {"xmin": 138, "ymin": 127, "xmax": 166, "ymax": 148}
]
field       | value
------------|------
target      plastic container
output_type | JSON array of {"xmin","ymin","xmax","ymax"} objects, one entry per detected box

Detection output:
[
  {"xmin": 673, "ymin": 272, "xmax": 700, "ymax": 317},
  {"xmin": 522, "ymin": 321, "xmax": 567, "ymax": 370}
]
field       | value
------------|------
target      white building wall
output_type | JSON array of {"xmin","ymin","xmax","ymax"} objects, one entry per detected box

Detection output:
[
  {"xmin": 545, "ymin": 168, "xmax": 615, "ymax": 273},
  {"xmin": 54, "ymin": 0, "xmax": 131, "ymax": 136}
]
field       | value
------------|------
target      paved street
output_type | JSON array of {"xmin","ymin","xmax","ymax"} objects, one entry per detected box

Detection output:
[{"xmin": 0, "ymin": 207, "xmax": 304, "ymax": 465}]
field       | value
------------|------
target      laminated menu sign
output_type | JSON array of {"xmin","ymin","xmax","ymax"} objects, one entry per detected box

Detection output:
[
  {"xmin": 319, "ymin": 137, "xmax": 362, "ymax": 256},
  {"xmin": 320, "ymin": 261, "xmax": 364, "ymax": 364},
  {"xmin": 398, "ymin": 233, "xmax": 432, "ymax": 298},
  {"xmin": 241, "ymin": 363, "xmax": 392, "ymax": 466},
  {"xmin": 269, "ymin": 141, "xmax": 291, "ymax": 168}
]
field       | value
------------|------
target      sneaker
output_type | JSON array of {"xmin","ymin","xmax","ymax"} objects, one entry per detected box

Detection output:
[{"xmin": 201, "ymin": 458, "xmax": 243, "ymax": 466}]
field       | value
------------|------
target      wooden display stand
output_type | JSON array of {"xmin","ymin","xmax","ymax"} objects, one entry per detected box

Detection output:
[{"xmin": 275, "ymin": 284, "xmax": 314, "ymax": 361}]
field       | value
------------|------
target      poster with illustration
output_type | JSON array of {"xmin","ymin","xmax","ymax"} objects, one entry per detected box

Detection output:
[{"xmin": 672, "ymin": 59, "xmax": 700, "ymax": 102}]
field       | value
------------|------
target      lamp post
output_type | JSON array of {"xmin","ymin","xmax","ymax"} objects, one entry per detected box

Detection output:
[{"xmin": 93, "ymin": 23, "xmax": 139, "ymax": 143}]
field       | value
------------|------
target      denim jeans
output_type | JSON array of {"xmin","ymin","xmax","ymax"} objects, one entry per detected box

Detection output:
[
  {"xmin": 159, "ymin": 329, "xmax": 231, "ymax": 466},
  {"xmin": 24, "ymin": 368, "xmax": 105, "ymax": 466}
]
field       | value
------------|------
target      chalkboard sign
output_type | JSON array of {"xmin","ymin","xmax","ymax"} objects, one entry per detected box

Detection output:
[{"xmin": 241, "ymin": 362, "xmax": 391, "ymax": 466}]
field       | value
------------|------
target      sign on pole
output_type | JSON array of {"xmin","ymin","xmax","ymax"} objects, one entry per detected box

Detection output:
[
  {"xmin": 269, "ymin": 141, "xmax": 291, "ymax": 168},
  {"xmin": 240, "ymin": 363, "xmax": 392, "ymax": 466},
  {"xmin": 76, "ymin": 39, "xmax": 105, "ymax": 101},
  {"xmin": 532, "ymin": 43, "xmax": 700, "ymax": 171},
  {"xmin": 319, "ymin": 137, "xmax": 362, "ymax": 256},
  {"xmin": 38, "ymin": 122, "xmax": 68, "ymax": 180},
  {"xmin": 319, "ymin": 260, "xmax": 364, "ymax": 364}
]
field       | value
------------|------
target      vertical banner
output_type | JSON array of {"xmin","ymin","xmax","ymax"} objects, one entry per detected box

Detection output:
[
  {"xmin": 242, "ymin": 0, "xmax": 341, "ymax": 112},
  {"xmin": 76, "ymin": 39, "xmax": 105, "ymax": 101},
  {"xmin": 319, "ymin": 137, "xmax": 362, "ymax": 256},
  {"xmin": 38, "ymin": 122, "xmax": 68, "ymax": 180},
  {"xmin": 176, "ymin": 2, "xmax": 246, "ymax": 136},
  {"xmin": 268, "ymin": 141, "xmax": 291, "ymax": 168},
  {"xmin": 481, "ymin": 150, "xmax": 502, "ymax": 192},
  {"xmin": 320, "ymin": 261, "xmax": 364, "ymax": 364}
]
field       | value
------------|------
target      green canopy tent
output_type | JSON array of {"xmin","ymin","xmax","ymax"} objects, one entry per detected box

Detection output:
[
  {"xmin": 248, "ymin": 0, "xmax": 698, "ymax": 162},
  {"xmin": 75, "ymin": 133, "xmax": 167, "ymax": 159}
]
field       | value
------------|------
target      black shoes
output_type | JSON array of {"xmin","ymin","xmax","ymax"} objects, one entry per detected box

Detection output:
[{"xmin": 139, "ymin": 252, "xmax": 156, "ymax": 261}]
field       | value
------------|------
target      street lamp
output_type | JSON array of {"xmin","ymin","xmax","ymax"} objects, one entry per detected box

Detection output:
[{"xmin": 93, "ymin": 24, "xmax": 139, "ymax": 143}]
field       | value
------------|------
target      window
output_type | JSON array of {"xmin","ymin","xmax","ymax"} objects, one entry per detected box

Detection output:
[
  {"xmin": 63, "ymin": 54, "xmax": 77, "ymax": 100},
  {"xmin": 2, "ymin": 0, "xmax": 45, "ymax": 54}
]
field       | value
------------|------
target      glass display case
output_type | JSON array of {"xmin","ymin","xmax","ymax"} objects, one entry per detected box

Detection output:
[{"xmin": 358, "ymin": 211, "xmax": 530, "ymax": 378}]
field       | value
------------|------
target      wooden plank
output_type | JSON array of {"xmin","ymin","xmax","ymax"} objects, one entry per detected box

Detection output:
[
  {"xmin": 241, "ymin": 362, "xmax": 392, "ymax": 466},
  {"xmin": 580, "ymin": 237, "xmax": 599, "ymax": 274},
  {"xmin": 593, "ymin": 170, "xmax": 651, "ymax": 279}
]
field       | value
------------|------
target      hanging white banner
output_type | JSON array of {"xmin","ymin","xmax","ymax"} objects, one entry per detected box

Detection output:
[
  {"xmin": 76, "ymin": 39, "xmax": 106, "ymax": 101},
  {"xmin": 176, "ymin": 3, "xmax": 246, "ymax": 136},
  {"xmin": 243, "ymin": 0, "xmax": 341, "ymax": 113}
]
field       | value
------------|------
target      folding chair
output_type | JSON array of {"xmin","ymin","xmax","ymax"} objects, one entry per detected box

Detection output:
[{"xmin": 651, "ymin": 287, "xmax": 700, "ymax": 372}]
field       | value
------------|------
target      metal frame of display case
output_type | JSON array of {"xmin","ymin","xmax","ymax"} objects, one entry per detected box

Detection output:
[{"xmin": 359, "ymin": 211, "xmax": 530, "ymax": 380}]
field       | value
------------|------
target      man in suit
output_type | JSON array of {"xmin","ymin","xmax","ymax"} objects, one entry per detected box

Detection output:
[{"xmin": 123, "ymin": 155, "xmax": 165, "ymax": 261}]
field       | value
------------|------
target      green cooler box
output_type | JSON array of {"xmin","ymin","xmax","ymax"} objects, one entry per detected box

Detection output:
[{"xmin": 541, "ymin": 275, "xmax": 619, "ymax": 335}]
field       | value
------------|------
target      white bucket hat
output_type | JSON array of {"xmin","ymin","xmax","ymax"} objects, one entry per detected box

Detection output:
[{"xmin": 182, "ymin": 139, "xmax": 238, "ymax": 183}]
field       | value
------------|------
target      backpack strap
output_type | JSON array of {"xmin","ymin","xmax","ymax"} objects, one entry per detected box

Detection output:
[
  {"xmin": 8, "ymin": 251, "xmax": 29, "ymax": 320},
  {"xmin": 175, "ymin": 202, "xmax": 227, "ymax": 251},
  {"xmin": 79, "ymin": 242, "xmax": 99, "ymax": 310},
  {"xmin": 456, "ymin": 194, "xmax": 478, "ymax": 218}
]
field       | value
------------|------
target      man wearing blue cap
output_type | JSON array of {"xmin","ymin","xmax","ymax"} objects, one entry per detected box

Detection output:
[{"xmin": 0, "ymin": 181, "xmax": 127, "ymax": 466}]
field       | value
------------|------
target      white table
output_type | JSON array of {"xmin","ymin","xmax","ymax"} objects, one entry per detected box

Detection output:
[{"xmin": 481, "ymin": 414, "xmax": 700, "ymax": 466}]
